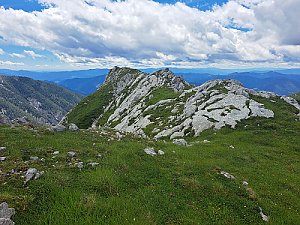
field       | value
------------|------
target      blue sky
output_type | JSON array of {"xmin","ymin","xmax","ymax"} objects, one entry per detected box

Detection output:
[
  {"xmin": 0, "ymin": 0, "xmax": 299, "ymax": 71},
  {"xmin": 0, "ymin": 0, "xmax": 228, "ymax": 11}
]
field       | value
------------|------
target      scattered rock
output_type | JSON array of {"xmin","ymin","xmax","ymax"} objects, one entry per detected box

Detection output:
[
  {"xmin": 24, "ymin": 168, "xmax": 44, "ymax": 185},
  {"xmin": 0, "ymin": 114, "xmax": 11, "ymax": 125},
  {"xmin": 229, "ymin": 145, "xmax": 235, "ymax": 149},
  {"xmin": 97, "ymin": 154, "xmax": 102, "ymax": 158},
  {"xmin": 115, "ymin": 132, "xmax": 124, "ymax": 140},
  {"xmin": 259, "ymin": 207, "xmax": 269, "ymax": 222},
  {"xmin": 0, "ymin": 147, "xmax": 6, "ymax": 154},
  {"xmin": 88, "ymin": 162, "xmax": 99, "ymax": 167},
  {"xmin": 173, "ymin": 139, "xmax": 188, "ymax": 146},
  {"xmin": 52, "ymin": 151, "xmax": 59, "ymax": 155},
  {"xmin": 144, "ymin": 147, "xmax": 157, "ymax": 156},
  {"xmin": 0, "ymin": 202, "xmax": 15, "ymax": 225},
  {"xmin": 203, "ymin": 140, "xmax": 210, "ymax": 144},
  {"xmin": 77, "ymin": 162, "xmax": 84, "ymax": 170},
  {"xmin": 144, "ymin": 148, "xmax": 164, "ymax": 156},
  {"xmin": 0, "ymin": 157, "xmax": 6, "ymax": 162},
  {"xmin": 68, "ymin": 123, "xmax": 79, "ymax": 132},
  {"xmin": 158, "ymin": 150, "xmax": 165, "ymax": 155},
  {"xmin": 67, "ymin": 151, "xmax": 76, "ymax": 158},
  {"xmin": 30, "ymin": 156, "xmax": 39, "ymax": 161},
  {"xmin": 220, "ymin": 171, "xmax": 235, "ymax": 179},
  {"xmin": 242, "ymin": 181, "xmax": 249, "ymax": 187},
  {"xmin": 52, "ymin": 124, "xmax": 66, "ymax": 132}
]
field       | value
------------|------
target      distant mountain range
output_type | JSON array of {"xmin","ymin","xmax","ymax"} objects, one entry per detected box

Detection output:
[
  {"xmin": 58, "ymin": 75, "xmax": 106, "ymax": 95},
  {"xmin": 0, "ymin": 69, "xmax": 109, "ymax": 82},
  {"xmin": 0, "ymin": 76, "xmax": 83, "ymax": 125},
  {"xmin": 0, "ymin": 68, "xmax": 300, "ymax": 96}
]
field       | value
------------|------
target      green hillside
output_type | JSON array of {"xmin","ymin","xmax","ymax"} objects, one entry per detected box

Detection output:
[
  {"xmin": 0, "ymin": 76, "xmax": 83, "ymax": 124},
  {"xmin": 0, "ymin": 96, "xmax": 299, "ymax": 224}
]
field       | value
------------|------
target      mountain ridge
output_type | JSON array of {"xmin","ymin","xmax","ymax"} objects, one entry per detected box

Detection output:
[
  {"xmin": 0, "ymin": 75, "xmax": 83, "ymax": 125},
  {"xmin": 64, "ymin": 67, "xmax": 300, "ymax": 138}
]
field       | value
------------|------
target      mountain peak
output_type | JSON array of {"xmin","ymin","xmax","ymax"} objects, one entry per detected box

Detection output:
[{"xmin": 65, "ymin": 68, "xmax": 300, "ymax": 137}]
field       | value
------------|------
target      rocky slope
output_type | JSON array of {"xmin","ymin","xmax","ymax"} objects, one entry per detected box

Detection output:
[
  {"xmin": 65, "ymin": 67, "xmax": 300, "ymax": 138},
  {"xmin": 0, "ymin": 76, "xmax": 83, "ymax": 125}
]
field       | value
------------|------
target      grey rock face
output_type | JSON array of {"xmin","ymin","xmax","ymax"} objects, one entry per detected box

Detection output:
[
  {"xmin": 0, "ymin": 202, "xmax": 15, "ymax": 225},
  {"xmin": 68, "ymin": 123, "xmax": 79, "ymax": 131},
  {"xmin": 281, "ymin": 96, "xmax": 300, "ymax": 116}
]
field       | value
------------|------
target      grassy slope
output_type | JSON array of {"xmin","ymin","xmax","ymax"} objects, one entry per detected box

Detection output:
[
  {"xmin": 0, "ymin": 98, "xmax": 299, "ymax": 225},
  {"xmin": 66, "ymin": 83, "xmax": 113, "ymax": 129}
]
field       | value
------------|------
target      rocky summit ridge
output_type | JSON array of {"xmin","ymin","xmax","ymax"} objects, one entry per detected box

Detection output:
[{"xmin": 65, "ymin": 67, "xmax": 300, "ymax": 139}]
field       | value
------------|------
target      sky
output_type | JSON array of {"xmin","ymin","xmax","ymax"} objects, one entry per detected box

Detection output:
[{"xmin": 0, "ymin": 0, "xmax": 299, "ymax": 71}]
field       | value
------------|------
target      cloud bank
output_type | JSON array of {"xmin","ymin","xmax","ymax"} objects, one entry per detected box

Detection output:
[{"xmin": 0, "ymin": 0, "xmax": 299, "ymax": 68}]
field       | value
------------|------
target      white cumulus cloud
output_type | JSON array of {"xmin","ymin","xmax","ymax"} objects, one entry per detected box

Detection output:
[{"xmin": 0, "ymin": 0, "xmax": 299, "ymax": 68}]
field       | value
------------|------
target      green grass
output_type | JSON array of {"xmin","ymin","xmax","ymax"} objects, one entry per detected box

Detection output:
[
  {"xmin": 0, "ymin": 98, "xmax": 300, "ymax": 224},
  {"xmin": 67, "ymin": 84, "xmax": 113, "ymax": 129},
  {"xmin": 145, "ymin": 87, "xmax": 180, "ymax": 106}
]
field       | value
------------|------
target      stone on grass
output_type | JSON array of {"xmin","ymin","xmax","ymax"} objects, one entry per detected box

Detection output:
[
  {"xmin": 203, "ymin": 140, "xmax": 210, "ymax": 144},
  {"xmin": 67, "ymin": 151, "xmax": 76, "ymax": 158},
  {"xmin": 52, "ymin": 151, "xmax": 59, "ymax": 155},
  {"xmin": 173, "ymin": 139, "xmax": 188, "ymax": 146},
  {"xmin": 242, "ymin": 181, "xmax": 249, "ymax": 187},
  {"xmin": 77, "ymin": 162, "xmax": 84, "ymax": 170},
  {"xmin": 220, "ymin": 171, "xmax": 235, "ymax": 179},
  {"xmin": 68, "ymin": 123, "xmax": 79, "ymax": 132},
  {"xmin": 158, "ymin": 150, "xmax": 165, "ymax": 155},
  {"xmin": 52, "ymin": 124, "xmax": 66, "ymax": 132},
  {"xmin": 0, "ymin": 202, "xmax": 15, "ymax": 225},
  {"xmin": 30, "ymin": 156, "xmax": 39, "ymax": 161},
  {"xmin": 0, "ymin": 157, "xmax": 6, "ymax": 162},
  {"xmin": 229, "ymin": 145, "xmax": 235, "ymax": 149},
  {"xmin": 24, "ymin": 168, "xmax": 44, "ymax": 185},
  {"xmin": 144, "ymin": 148, "xmax": 157, "ymax": 156},
  {"xmin": 88, "ymin": 162, "xmax": 99, "ymax": 167},
  {"xmin": 259, "ymin": 207, "xmax": 269, "ymax": 222}
]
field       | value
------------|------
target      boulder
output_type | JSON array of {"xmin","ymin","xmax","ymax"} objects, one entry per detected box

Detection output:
[
  {"xmin": 0, "ymin": 202, "xmax": 15, "ymax": 225},
  {"xmin": 68, "ymin": 123, "xmax": 79, "ymax": 132}
]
